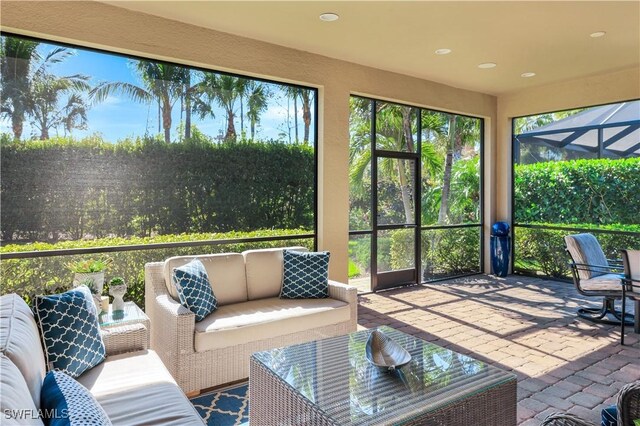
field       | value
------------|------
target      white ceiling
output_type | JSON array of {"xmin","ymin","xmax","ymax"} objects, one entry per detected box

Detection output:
[{"xmin": 103, "ymin": 1, "xmax": 640, "ymax": 95}]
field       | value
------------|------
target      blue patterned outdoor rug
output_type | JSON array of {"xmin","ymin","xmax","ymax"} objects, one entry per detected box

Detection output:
[{"xmin": 190, "ymin": 382, "xmax": 249, "ymax": 425}]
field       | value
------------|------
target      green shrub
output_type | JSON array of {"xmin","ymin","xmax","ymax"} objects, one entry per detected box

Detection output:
[
  {"xmin": 514, "ymin": 224, "xmax": 640, "ymax": 277},
  {"xmin": 1, "ymin": 136, "xmax": 314, "ymax": 242},
  {"xmin": 389, "ymin": 227, "xmax": 481, "ymax": 280},
  {"xmin": 1, "ymin": 229, "xmax": 313, "ymax": 308},
  {"xmin": 514, "ymin": 158, "xmax": 640, "ymax": 225}
]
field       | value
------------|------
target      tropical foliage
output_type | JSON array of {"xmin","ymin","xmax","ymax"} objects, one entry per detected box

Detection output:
[
  {"xmin": 1, "ymin": 35, "xmax": 315, "ymax": 144},
  {"xmin": 348, "ymin": 97, "xmax": 482, "ymax": 283},
  {"xmin": 1, "ymin": 229, "xmax": 313, "ymax": 307},
  {"xmin": 1, "ymin": 135, "xmax": 314, "ymax": 243}
]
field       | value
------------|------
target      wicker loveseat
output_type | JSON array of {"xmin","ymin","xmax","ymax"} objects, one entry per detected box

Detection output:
[
  {"xmin": 0, "ymin": 294, "xmax": 203, "ymax": 425},
  {"xmin": 145, "ymin": 246, "xmax": 358, "ymax": 393}
]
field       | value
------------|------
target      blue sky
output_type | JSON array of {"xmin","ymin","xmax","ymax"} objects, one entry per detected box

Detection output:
[{"xmin": 1, "ymin": 37, "xmax": 315, "ymax": 143}]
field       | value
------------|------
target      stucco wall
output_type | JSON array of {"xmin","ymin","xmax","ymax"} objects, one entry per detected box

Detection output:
[{"xmin": 1, "ymin": 1, "xmax": 501, "ymax": 281}]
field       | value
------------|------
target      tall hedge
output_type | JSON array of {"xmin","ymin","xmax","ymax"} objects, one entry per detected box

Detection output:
[
  {"xmin": 1, "ymin": 137, "xmax": 315, "ymax": 242},
  {"xmin": 514, "ymin": 158, "xmax": 640, "ymax": 225}
]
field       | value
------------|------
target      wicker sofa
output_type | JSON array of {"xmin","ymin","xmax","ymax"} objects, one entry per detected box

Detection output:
[
  {"xmin": 0, "ymin": 293, "xmax": 203, "ymax": 425},
  {"xmin": 145, "ymin": 246, "xmax": 358, "ymax": 393}
]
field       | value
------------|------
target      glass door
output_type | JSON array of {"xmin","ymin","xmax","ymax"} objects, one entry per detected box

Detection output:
[{"xmin": 372, "ymin": 153, "xmax": 420, "ymax": 291}]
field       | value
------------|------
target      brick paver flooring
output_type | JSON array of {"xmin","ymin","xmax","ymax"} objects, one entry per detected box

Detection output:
[{"xmin": 356, "ymin": 274, "xmax": 639, "ymax": 425}]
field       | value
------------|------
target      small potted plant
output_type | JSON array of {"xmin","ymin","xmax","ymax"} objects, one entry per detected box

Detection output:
[
  {"xmin": 77, "ymin": 278, "xmax": 103, "ymax": 314},
  {"xmin": 67, "ymin": 257, "xmax": 112, "ymax": 295},
  {"xmin": 108, "ymin": 276, "xmax": 127, "ymax": 312}
]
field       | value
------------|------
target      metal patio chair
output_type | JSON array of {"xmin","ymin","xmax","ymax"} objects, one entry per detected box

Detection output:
[
  {"xmin": 621, "ymin": 249, "xmax": 640, "ymax": 345},
  {"xmin": 564, "ymin": 233, "xmax": 631, "ymax": 325}
]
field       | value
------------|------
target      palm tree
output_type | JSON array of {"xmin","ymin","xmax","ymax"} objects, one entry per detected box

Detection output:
[
  {"xmin": 285, "ymin": 86, "xmax": 301, "ymax": 142},
  {"xmin": 437, "ymin": 114, "xmax": 480, "ymax": 224},
  {"xmin": 246, "ymin": 81, "xmax": 268, "ymax": 140},
  {"xmin": 299, "ymin": 90, "xmax": 313, "ymax": 144},
  {"xmin": 235, "ymin": 78, "xmax": 249, "ymax": 138},
  {"xmin": 201, "ymin": 74, "xmax": 245, "ymax": 142},
  {"xmin": 90, "ymin": 60, "xmax": 187, "ymax": 143},
  {"xmin": 1, "ymin": 37, "xmax": 84, "ymax": 140},
  {"xmin": 28, "ymin": 73, "xmax": 91, "ymax": 139},
  {"xmin": 0, "ymin": 37, "xmax": 41, "ymax": 140},
  {"xmin": 349, "ymin": 99, "xmax": 443, "ymax": 224}
]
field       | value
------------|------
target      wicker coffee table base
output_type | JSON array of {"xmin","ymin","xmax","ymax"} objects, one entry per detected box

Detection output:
[{"xmin": 250, "ymin": 357, "xmax": 517, "ymax": 426}]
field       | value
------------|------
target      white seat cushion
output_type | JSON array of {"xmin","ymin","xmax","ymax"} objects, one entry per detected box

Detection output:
[
  {"xmin": 0, "ymin": 354, "xmax": 44, "ymax": 425},
  {"xmin": 243, "ymin": 246, "xmax": 308, "ymax": 300},
  {"xmin": 0, "ymin": 294, "xmax": 46, "ymax": 408},
  {"xmin": 164, "ymin": 253, "xmax": 248, "ymax": 306},
  {"xmin": 580, "ymin": 273, "xmax": 623, "ymax": 291},
  {"xmin": 77, "ymin": 350, "xmax": 203, "ymax": 425},
  {"xmin": 194, "ymin": 297, "xmax": 350, "ymax": 352}
]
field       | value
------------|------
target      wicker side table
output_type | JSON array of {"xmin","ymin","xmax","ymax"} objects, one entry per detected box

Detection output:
[{"xmin": 99, "ymin": 301, "xmax": 150, "ymax": 347}]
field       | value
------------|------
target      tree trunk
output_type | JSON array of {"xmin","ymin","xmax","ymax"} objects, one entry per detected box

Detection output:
[
  {"xmin": 240, "ymin": 97, "xmax": 245, "ymax": 137},
  {"xmin": 401, "ymin": 107, "xmax": 415, "ymax": 152},
  {"xmin": 250, "ymin": 120, "xmax": 256, "ymax": 140},
  {"xmin": 438, "ymin": 115, "xmax": 457, "ymax": 224},
  {"xmin": 225, "ymin": 109, "xmax": 236, "ymax": 142},
  {"xmin": 12, "ymin": 115, "xmax": 23, "ymax": 140},
  {"xmin": 293, "ymin": 95, "xmax": 298, "ymax": 143},
  {"xmin": 184, "ymin": 73, "xmax": 191, "ymax": 140},
  {"xmin": 397, "ymin": 159, "xmax": 413, "ymax": 224},
  {"xmin": 302, "ymin": 98, "xmax": 311, "ymax": 144},
  {"xmin": 162, "ymin": 97, "xmax": 172, "ymax": 143}
]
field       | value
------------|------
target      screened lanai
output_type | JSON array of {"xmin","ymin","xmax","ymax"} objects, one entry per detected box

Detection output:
[{"xmin": 514, "ymin": 100, "xmax": 640, "ymax": 161}]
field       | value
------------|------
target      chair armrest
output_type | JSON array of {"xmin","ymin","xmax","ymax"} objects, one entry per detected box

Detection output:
[
  {"xmin": 101, "ymin": 323, "xmax": 148, "ymax": 356},
  {"xmin": 328, "ymin": 280, "xmax": 357, "ymax": 304},
  {"xmin": 540, "ymin": 413, "xmax": 596, "ymax": 426},
  {"xmin": 328, "ymin": 280, "xmax": 358, "ymax": 330},
  {"xmin": 145, "ymin": 262, "xmax": 196, "ymax": 379},
  {"xmin": 572, "ymin": 262, "xmax": 623, "ymax": 275}
]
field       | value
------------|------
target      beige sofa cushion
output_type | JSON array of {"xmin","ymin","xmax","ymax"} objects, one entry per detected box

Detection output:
[
  {"xmin": 243, "ymin": 246, "xmax": 308, "ymax": 300},
  {"xmin": 78, "ymin": 350, "xmax": 203, "ymax": 425},
  {"xmin": 0, "ymin": 354, "xmax": 44, "ymax": 425},
  {"xmin": 194, "ymin": 297, "xmax": 350, "ymax": 352},
  {"xmin": 0, "ymin": 294, "xmax": 46, "ymax": 408},
  {"xmin": 163, "ymin": 253, "xmax": 248, "ymax": 306}
]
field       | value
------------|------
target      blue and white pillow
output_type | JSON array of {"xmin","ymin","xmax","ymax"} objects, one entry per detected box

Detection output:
[
  {"xmin": 601, "ymin": 405, "xmax": 617, "ymax": 426},
  {"xmin": 34, "ymin": 286, "xmax": 106, "ymax": 378},
  {"xmin": 41, "ymin": 370, "xmax": 111, "ymax": 426},
  {"xmin": 280, "ymin": 250, "xmax": 330, "ymax": 299},
  {"xmin": 172, "ymin": 259, "xmax": 217, "ymax": 321}
]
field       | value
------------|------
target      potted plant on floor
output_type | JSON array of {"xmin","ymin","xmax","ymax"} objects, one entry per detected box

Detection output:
[{"xmin": 67, "ymin": 257, "xmax": 112, "ymax": 296}]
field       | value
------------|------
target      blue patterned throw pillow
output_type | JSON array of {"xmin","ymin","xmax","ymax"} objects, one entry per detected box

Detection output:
[
  {"xmin": 34, "ymin": 286, "xmax": 106, "ymax": 378},
  {"xmin": 41, "ymin": 370, "xmax": 111, "ymax": 426},
  {"xmin": 280, "ymin": 250, "xmax": 330, "ymax": 299},
  {"xmin": 172, "ymin": 259, "xmax": 217, "ymax": 321},
  {"xmin": 601, "ymin": 405, "xmax": 617, "ymax": 426}
]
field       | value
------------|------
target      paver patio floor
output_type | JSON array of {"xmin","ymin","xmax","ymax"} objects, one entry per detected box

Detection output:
[{"xmin": 356, "ymin": 274, "xmax": 639, "ymax": 425}]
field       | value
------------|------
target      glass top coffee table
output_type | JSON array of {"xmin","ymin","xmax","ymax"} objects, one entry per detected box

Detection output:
[{"xmin": 250, "ymin": 326, "xmax": 516, "ymax": 426}]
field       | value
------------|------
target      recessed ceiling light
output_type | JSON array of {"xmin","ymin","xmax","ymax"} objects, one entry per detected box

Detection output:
[
  {"xmin": 521, "ymin": 72, "xmax": 536, "ymax": 78},
  {"xmin": 478, "ymin": 62, "xmax": 497, "ymax": 69},
  {"xmin": 435, "ymin": 48, "xmax": 452, "ymax": 55},
  {"xmin": 590, "ymin": 31, "xmax": 606, "ymax": 38},
  {"xmin": 319, "ymin": 13, "xmax": 339, "ymax": 22}
]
